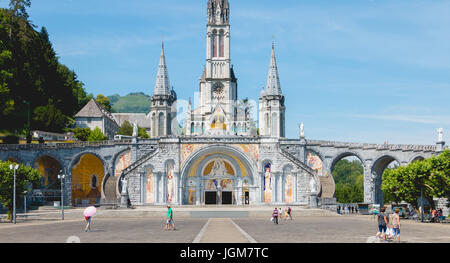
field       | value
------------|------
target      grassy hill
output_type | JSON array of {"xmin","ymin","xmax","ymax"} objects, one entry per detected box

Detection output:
[{"xmin": 109, "ymin": 92, "xmax": 151, "ymax": 113}]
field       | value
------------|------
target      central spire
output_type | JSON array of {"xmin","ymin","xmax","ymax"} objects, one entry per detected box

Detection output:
[
  {"xmin": 207, "ymin": 0, "xmax": 230, "ymax": 25},
  {"xmin": 153, "ymin": 41, "xmax": 170, "ymax": 95}
]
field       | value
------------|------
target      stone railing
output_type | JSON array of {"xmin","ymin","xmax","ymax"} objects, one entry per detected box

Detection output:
[
  {"xmin": 0, "ymin": 140, "xmax": 134, "ymax": 151},
  {"xmin": 180, "ymin": 136, "xmax": 260, "ymax": 144},
  {"xmin": 302, "ymin": 140, "xmax": 436, "ymax": 152},
  {"xmin": 279, "ymin": 147, "xmax": 317, "ymax": 176},
  {"xmin": 121, "ymin": 147, "xmax": 159, "ymax": 177}
]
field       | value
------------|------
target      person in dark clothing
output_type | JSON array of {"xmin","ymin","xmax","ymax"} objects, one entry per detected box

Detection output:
[
  {"xmin": 272, "ymin": 208, "xmax": 279, "ymax": 224},
  {"xmin": 376, "ymin": 207, "xmax": 388, "ymax": 241}
]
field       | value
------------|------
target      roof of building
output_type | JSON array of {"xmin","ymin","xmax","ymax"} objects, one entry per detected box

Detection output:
[
  {"xmin": 75, "ymin": 99, "xmax": 119, "ymax": 127},
  {"xmin": 112, "ymin": 113, "xmax": 150, "ymax": 129}
]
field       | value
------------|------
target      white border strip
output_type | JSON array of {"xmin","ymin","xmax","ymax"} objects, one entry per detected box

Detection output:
[
  {"xmin": 192, "ymin": 218, "xmax": 212, "ymax": 243},
  {"xmin": 229, "ymin": 219, "xmax": 258, "ymax": 243}
]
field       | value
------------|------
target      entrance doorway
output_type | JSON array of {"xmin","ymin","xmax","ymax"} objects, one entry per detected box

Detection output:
[
  {"xmin": 205, "ymin": 192, "xmax": 217, "ymax": 205},
  {"xmin": 222, "ymin": 192, "xmax": 232, "ymax": 205},
  {"xmin": 244, "ymin": 191, "xmax": 249, "ymax": 205}
]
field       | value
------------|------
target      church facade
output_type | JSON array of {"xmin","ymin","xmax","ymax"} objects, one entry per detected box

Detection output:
[{"xmin": 125, "ymin": 0, "xmax": 321, "ymax": 207}]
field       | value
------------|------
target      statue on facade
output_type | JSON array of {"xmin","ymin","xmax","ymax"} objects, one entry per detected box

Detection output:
[
  {"xmin": 438, "ymin": 128, "xmax": 444, "ymax": 142},
  {"xmin": 309, "ymin": 177, "xmax": 317, "ymax": 194},
  {"xmin": 211, "ymin": 159, "xmax": 227, "ymax": 177},
  {"xmin": 132, "ymin": 123, "xmax": 138, "ymax": 138},
  {"xmin": 300, "ymin": 122, "xmax": 305, "ymax": 139},
  {"xmin": 121, "ymin": 177, "xmax": 128, "ymax": 195}
]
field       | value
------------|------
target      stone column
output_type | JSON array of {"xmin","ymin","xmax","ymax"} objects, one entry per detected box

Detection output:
[
  {"xmin": 363, "ymin": 166, "xmax": 375, "ymax": 204},
  {"xmin": 237, "ymin": 180, "xmax": 243, "ymax": 205},
  {"xmin": 293, "ymin": 172, "xmax": 298, "ymax": 204},
  {"xmin": 64, "ymin": 159, "xmax": 72, "ymax": 206},
  {"xmin": 196, "ymin": 179, "xmax": 201, "ymax": 206}
]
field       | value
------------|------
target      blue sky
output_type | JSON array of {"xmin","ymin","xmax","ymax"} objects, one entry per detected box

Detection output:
[{"xmin": 2, "ymin": 0, "xmax": 449, "ymax": 145}]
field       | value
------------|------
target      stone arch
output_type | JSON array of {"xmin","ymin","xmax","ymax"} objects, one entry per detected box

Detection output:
[
  {"xmin": 330, "ymin": 151, "xmax": 365, "ymax": 174},
  {"xmin": 180, "ymin": 145, "xmax": 257, "ymax": 205},
  {"xmin": 371, "ymin": 155, "xmax": 401, "ymax": 206},
  {"xmin": 329, "ymin": 151, "xmax": 365, "ymax": 202},
  {"xmin": 5, "ymin": 156, "xmax": 22, "ymax": 163},
  {"xmin": 409, "ymin": 155, "xmax": 425, "ymax": 163},
  {"xmin": 33, "ymin": 155, "xmax": 63, "ymax": 189},
  {"xmin": 103, "ymin": 148, "xmax": 132, "ymax": 202},
  {"xmin": 70, "ymin": 152, "xmax": 106, "ymax": 206}
]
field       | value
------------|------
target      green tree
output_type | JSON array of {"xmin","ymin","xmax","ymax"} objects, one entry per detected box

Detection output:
[
  {"xmin": 32, "ymin": 99, "xmax": 68, "ymax": 132},
  {"xmin": 118, "ymin": 121, "xmax": 133, "ymax": 136},
  {"xmin": 9, "ymin": 0, "xmax": 31, "ymax": 19},
  {"xmin": 138, "ymin": 127, "xmax": 150, "ymax": 139},
  {"xmin": 88, "ymin": 127, "xmax": 107, "ymax": 142},
  {"xmin": 96, "ymin": 94, "xmax": 112, "ymax": 112},
  {"xmin": 382, "ymin": 150, "xmax": 450, "ymax": 210},
  {"xmin": 0, "ymin": 6, "xmax": 89, "ymax": 135},
  {"xmin": 73, "ymin": 127, "xmax": 91, "ymax": 142},
  {"xmin": 0, "ymin": 160, "xmax": 41, "ymax": 221}
]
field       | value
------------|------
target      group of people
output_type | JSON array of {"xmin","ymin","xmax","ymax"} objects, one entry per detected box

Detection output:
[
  {"xmin": 84, "ymin": 205, "xmax": 177, "ymax": 232},
  {"xmin": 376, "ymin": 207, "xmax": 401, "ymax": 242},
  {"xmin": 431, "ymin": 208, "xmax": 444, "ymax": 223},
  {"xmin": 337, "ymin": 204, "xmax": 358, "ymax": 214},
  {"xmin": 272, "ymin": 207, "xmax": 293, "ymax": 224}
]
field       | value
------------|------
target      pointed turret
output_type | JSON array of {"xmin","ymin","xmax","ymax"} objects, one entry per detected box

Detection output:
[
  {"xmin": 153, "ymin": 42, "xmax": 171, "ymax": 95},
  {"xmin": 265, "ymin": 43, "xmax": 282, "ymax": 95}
]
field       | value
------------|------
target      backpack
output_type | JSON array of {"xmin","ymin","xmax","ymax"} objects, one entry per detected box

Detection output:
[{"xmin": 378, "ymin": 213, "xmax": 386, "ymax": 225}]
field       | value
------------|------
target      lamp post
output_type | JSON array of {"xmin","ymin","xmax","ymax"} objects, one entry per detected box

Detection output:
[
  {"xmin": 23, "ymin": 191, "xmax": 28, "ymax": 214},
  {"xmin": 58, "ymin": 171, "xmax": 65, "ymax": 220},
  {"xmin": 9, "ymin": 164, "xmax": 19, "ymax": 224},
  {"xmin": 420, "ymin": 186, "xmax": 424, "ymax": 223}
]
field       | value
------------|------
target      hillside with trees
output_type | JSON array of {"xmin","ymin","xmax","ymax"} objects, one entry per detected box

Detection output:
[
  {"xmin": 0, "ymin": 1, "xmax": 92, "ymax": 137},
  {"xmin": 108, "ymin": 92, "xmax": 151, "ymax": 113}
]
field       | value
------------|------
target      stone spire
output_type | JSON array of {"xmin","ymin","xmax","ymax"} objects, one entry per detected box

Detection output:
[
  {"xmin": 207, "ymin": 0, "xmax": 230, "ymax": 25},
  {"xmin": 153, "ymin": 42, "xmax": 170, "ymax": 95},
  {"xmin": 265, "ymin": 43, "xmax": 282, "ymax": 95}
]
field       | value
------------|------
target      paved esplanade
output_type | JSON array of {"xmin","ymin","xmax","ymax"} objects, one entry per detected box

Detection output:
[{"xmin": 0, "ymin": 208, "xmax": 449, "ymax": 243}]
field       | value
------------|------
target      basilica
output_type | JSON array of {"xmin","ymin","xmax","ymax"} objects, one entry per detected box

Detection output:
[{"xmin": 123, "ymin": 0, "xmax": 323, "ymax": 207}]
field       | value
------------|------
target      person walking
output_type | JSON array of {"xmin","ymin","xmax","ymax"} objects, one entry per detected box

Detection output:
[
  {"xmin": 391, "ymin": 208, "xmax": 401, "ymax": 242},
  {"xmin": 84, "ymin": 215, "xmax": 92, "ymax": 232},
  {"xmin": 279, "ymin": 208, "xmax": 283, "ymax": 220},
  {"xmin": 166, "ymin": 205, "xmax": 176, "ymax": 231},
  {"xmin": 284, "ymin": 208, "xmax": 289, "ymax": 220},
  {"xmin": 272, "ymin": 208, "xmax": 279, "ymax": 225},
  {"xmin": 376, "ymin": 207, "xmax": 388, "ymax": 241},
  {"xmin": 287, "ymin": 207, "xmax": 293, "ymax": 220}
]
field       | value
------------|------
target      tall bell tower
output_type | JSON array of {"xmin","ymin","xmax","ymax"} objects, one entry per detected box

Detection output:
[{"xmin": 200, "ymin": 0, "xmax": 237, "ymax": 122}]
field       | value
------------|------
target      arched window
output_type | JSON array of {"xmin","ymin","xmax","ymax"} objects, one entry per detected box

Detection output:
[
  {"xmin": 152, "ymin": 113, "xmax": 156, "ymax": 137},
  {"xmin": 191, "ymin": 122, "xmax": 194, "ymax": 134},
  {"xmin": 271, "ymin": 112, "xmax": 277, "ymax": 137},
  {"xmin": 158, "ymin": 112, "xmax": 165, "ymax": 136},
  {"xmin": 219, "ymin": 30, "xmax": 224, "ymax": 57},
  {"xmin": 212, "ymin": 31, "xmax": 218, "ymax": 57}
]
